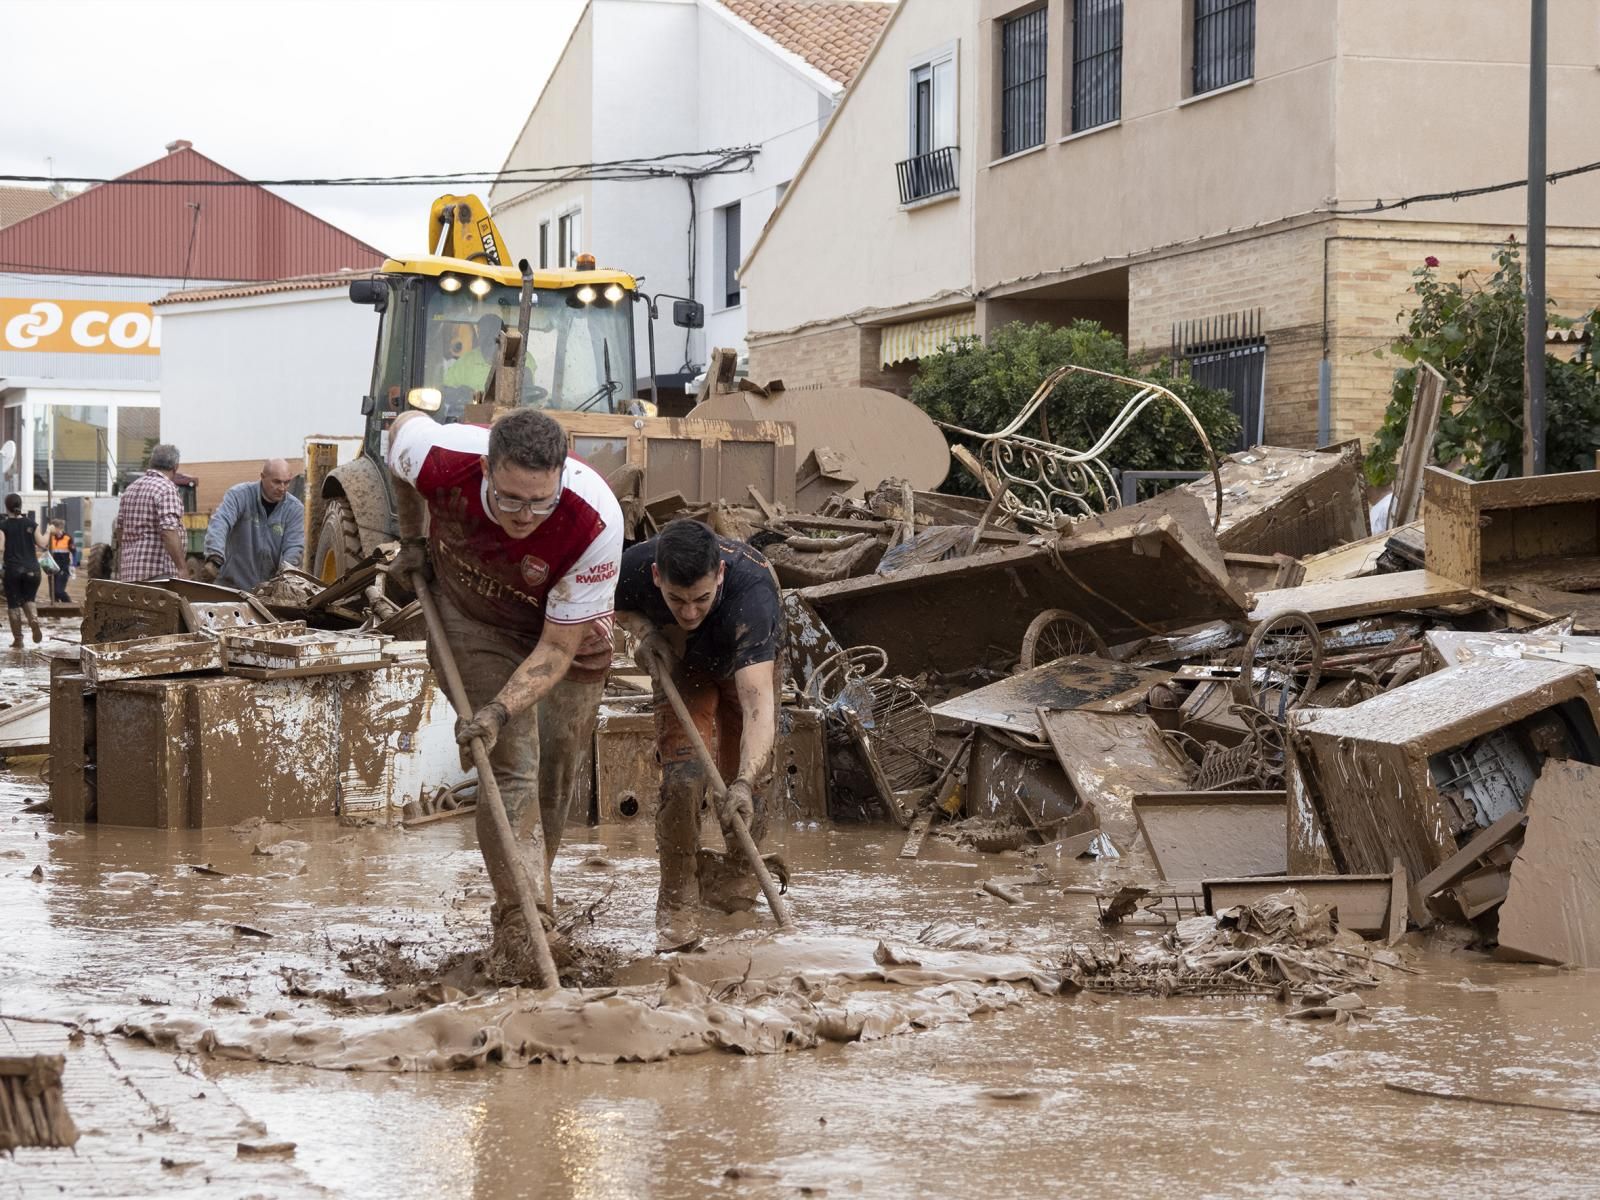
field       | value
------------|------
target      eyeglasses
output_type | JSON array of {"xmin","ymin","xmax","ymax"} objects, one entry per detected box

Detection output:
[{"xmin": 489, "ymin": 478, "xmax": 562, "ymax": 517}]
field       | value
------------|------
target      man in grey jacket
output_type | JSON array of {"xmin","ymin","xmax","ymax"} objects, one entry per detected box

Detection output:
[{"xmin": 203, "ymin": 459, "xmax": 305, "ymax": 589}]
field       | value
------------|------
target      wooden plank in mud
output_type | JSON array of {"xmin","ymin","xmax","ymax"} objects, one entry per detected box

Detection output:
[{"xmin": 1248, "ymin": 570, "xmax": 1472, "ymax": 626}]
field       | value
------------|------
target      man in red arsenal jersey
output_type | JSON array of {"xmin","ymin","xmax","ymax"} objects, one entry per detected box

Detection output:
[{"xmin": 386, "ymin": 408, "xmax": 622, "ymax": 948}]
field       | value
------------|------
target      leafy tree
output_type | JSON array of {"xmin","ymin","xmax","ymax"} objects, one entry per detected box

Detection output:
[
  {"xmin": 1368, "ymin": 242, "xmax": 1600, "ymax": 486},
  {"xmin": 909, "ymin": 321, "xmax": 1240, "ymax": 503}
]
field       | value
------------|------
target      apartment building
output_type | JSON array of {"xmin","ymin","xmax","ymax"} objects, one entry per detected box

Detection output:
[{"xmin": 744, "ymin": 0, "xmax": 1600, "ymax": 448}]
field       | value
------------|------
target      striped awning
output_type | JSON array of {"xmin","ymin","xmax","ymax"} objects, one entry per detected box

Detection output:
[{"xmin": 879, "ymin": 309, "xmax": 976, "ymax": 367}]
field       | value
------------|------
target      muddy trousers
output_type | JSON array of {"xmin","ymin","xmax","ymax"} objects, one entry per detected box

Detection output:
[
  {"xmin": 429, "ymin": 589, "xmax": 605, "ymax": 919},
  {"xmin": 652, "ymin": 671, "xmax": 767, "ymax": 915}
]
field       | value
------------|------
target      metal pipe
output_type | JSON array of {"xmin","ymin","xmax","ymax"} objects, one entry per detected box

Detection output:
[{"xmin": 1524, "ymin": 0, "xmax": 1548, "ymax": 476}]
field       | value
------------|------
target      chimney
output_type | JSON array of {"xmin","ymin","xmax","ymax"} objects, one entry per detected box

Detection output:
[{"xmin": 165, "ymin": 139, "xmax": 193, "ymax": 154}]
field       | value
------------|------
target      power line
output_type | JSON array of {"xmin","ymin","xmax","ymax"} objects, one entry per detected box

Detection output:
[
  {"xmin": 1327, "ymin": 157, "xmax": 1600, "ymax": 215},
  {"xmin": 0, "ymin": 148, "xmax": 760, "ymax": 190}
]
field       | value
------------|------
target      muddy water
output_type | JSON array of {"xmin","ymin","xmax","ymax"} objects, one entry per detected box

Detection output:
[{"xmin": 4, "ymin": 634, "xmax": 1600, "ymax": 1197}]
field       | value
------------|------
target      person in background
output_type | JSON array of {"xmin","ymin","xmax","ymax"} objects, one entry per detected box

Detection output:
[
  {"xmin": 47, "ymin": 519, "xmax": 73, "ymax": 602},
  {"xmin": 202, "ymin": 459, "xmax": 305, "ymax": 590},
  {"xmin": 114, "ymin": 444, "xmax": 187, "ymax": 582},
  {"xmin": 1, "ymin": 495, "xmax": 47, "ymax": 645}
]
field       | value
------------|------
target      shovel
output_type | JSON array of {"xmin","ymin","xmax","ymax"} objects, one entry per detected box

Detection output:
[
  {"xmin": 412, "ymin": 571, "xmax": 560, "ymax": 989},
  {"xmin": 645, "ymin": 657, "xmax": 795, "ymax": 930}
]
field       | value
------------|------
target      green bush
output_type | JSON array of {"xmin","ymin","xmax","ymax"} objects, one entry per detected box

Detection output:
[
  {"xmin": 1368, "ymin": 242, "xmax": 1600, "ymax": 486},
  {"xmin": 908, "ymin": 321, "xmax": 1240, "ymax": 503}
]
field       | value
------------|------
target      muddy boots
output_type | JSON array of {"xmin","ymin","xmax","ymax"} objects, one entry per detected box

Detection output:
[
  {"xmin": 23, "ymin": 603, "xmax": 40, "ymax": 643},
  {"xmin": 655, "ymin": 762, "xmax": 705, "ymax": 938}
]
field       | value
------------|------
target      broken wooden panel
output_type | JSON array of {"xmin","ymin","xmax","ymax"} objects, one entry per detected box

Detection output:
[
  {"xmin": 1037, "ymin": 709, "xmax": 1191, "ymax": 843},
  {"xmin": 1390, "ymin": 364, "xmax": 1446, "ymax": 528},
  {"xmin": 1299, "ymin": 522, "xmax": 1421, "ymax": 585},
  {"xmin": 94, "ymin": 678, "xmax": 191, "ymax": 828},
  {"xmin": 1181, "ymin": 441, "xmax": 1369, "ymax": 558},
  {"xmin": 1132, "ymin": 791, "xmax": 1287, "ymax": 881},
  {"xmin": 929, "ymin": 655, "xmax": 1168, "ymax": 736},
  {"xmin": 0, "ymin": 1054, "xmax": 78, "ymax": 1151},
  {"xmin": 800, "ymin": 492, "xmax": 1245, "ymax": 678},
  {"xmin": 1424, "ymin": 465, "xmax": 1600, "ymax": 591},
  {"xmin": 80, "ymin": 632, "xmax": 221, "ymax": 685},
  {"xmin": 966, "ymin": 728, "xmax": 1084, "ymax": 837},
  {"xmin": 1421, "ymin": 629, "xmax": 1600, "ymax": 680},
  {"xmin": 1283, "ymin": 735, "xmax": 1336, "ymax": 875},
  {"xmin": 1288, "ymin": 658, "xmax": 1600, "ymax": 881},
  {"xmin": 48, "ymin": 674, "xmax": 93, "ymax": 823},
  {"xmin": 0, "ymin": 696, "xmax": 51, "ymax": 758},
  {"xmin": 1496, "ymin": 761, "xmax": 1600, "ymax": 967},
  {"xmin": 1409, "ymin": 809, "xmax": 1527, "ymax": 928},
  {"xmin": 1248, "ymin": 570, "xmax": 1473, "ymax": 627},
  {"xmin": 1203, "ymin": 868, "xmax": 1405, "ymax": 940}
]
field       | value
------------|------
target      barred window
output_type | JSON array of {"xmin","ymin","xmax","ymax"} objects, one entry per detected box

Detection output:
[
  {"xmin": 1000, "ymin": 8, "xmax": 1047, "ymax": 156},
  {"xmin": 1071, "ymin": 0, "xmax": 1122, "ymax": 132},
  {"xmin": 1193, "ymin": 0, "xmax": 1254, "ymax": 95}
]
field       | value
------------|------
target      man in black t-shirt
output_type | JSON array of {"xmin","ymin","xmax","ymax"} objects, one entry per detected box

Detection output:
[{"xmin": 615, "ymin": 519, "xmax": 781, "ymax": 925}]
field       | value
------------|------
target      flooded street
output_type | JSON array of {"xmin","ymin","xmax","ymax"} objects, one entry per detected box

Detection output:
[{"xmin": 4, "ymin": 631, "xmax": 1600, "ymax": 1199}]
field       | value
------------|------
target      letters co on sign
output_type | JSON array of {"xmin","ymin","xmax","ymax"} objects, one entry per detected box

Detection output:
[{"xmin": 0, "ymin": 299, "xmax": 161, "ymax": 355}]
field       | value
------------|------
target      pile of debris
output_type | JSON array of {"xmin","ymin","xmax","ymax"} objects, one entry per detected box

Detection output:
[{"xmin": 31, "ymin": 353, "xmax": 1600, "ymax": 977}]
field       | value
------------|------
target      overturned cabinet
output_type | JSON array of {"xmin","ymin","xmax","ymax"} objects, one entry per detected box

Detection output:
[{"xmin": 1289, "ymin": 657, "xmax": 1600, "ymax": 881}]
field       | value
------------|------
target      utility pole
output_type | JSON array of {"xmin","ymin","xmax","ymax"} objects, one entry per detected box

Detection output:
[{"xmin": 1523, "ymin": 0, "xmax": 1547, "ymax": 476}]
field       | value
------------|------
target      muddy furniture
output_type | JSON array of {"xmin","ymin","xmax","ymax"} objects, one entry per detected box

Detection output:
[
  {"xmin": 1288, "ymin": 657, "xmax": 1600, "ymax": 882},
  {"xmin": 1181, "ymin": 441, "xmax": 1369, "ymax": 559},
  {"xmin": 1424, "ymin": 466, "xmax": 1600, "ymax": 592}
]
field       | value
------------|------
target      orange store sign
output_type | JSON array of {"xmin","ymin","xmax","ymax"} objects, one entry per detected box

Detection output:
[{"xmin": 0, "ymin": 299, "xmax": 161, "ymax": 355}]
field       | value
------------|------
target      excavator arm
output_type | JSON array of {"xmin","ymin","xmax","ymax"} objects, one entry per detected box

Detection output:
[{"xmin": 428, "ymin": 194, "xmax": 509, "ymax": 265}]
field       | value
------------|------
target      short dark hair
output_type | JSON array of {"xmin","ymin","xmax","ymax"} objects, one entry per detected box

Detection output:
[
  {"xmin": 655, "ymin": 519, "xmax": 721, "ymax": 587},
  {"xmin": 3, "ymin": 494, "xmax": 19, "ymax": 514},
  {"xmin": 487, "ymin": 408, "xmax": 566, "ymax": 473}
]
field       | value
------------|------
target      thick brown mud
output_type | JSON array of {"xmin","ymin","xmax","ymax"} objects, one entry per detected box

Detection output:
[{"xmin": 4, "ymin": 629, "xmax": 1600, "ymax": 1197}]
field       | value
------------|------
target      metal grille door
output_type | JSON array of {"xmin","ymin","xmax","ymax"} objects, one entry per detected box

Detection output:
[{"xmin": 1173, "ymin": 309, "xmax": 1267, "ymax": 451}]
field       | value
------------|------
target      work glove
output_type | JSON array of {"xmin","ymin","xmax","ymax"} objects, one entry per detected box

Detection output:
[
  {"xmin": 634, "ymin": 630, "xmax": 679, "ymax": 679},
  {"xmin": 385, "ymin": 537, "xmax": 429, "ymax": 583},
  {"xmin": 455, "ymin": 700, "xmax": 509, "ymax": 769},
  {"xmin": 201, "ymin": 555, "xmax": 223, "ymax": 582},
  {"xmin": 719, "ymin": 778, "xmax": 755, "ymax": 833}
]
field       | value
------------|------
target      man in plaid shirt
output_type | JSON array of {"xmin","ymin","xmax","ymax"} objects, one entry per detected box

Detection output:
[{"xmin": 115, "ymin": 444, "xmax": 188, "ymax": 582}]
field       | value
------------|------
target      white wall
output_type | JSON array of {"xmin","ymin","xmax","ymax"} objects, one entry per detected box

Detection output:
[
  {"xmin": 693, "ymin": 2, "xmax": 838, "ymax": 362},
  {"xmin": 742, "ymin": 0, "xmax": 978, "ymax": 336},
  {"xmin": 487, "ymin": 0, "xmax": 844, "ymax": 383},
  {"xmin": 158, "ymin": 289, "xmax": 374, "ymax": 464}
]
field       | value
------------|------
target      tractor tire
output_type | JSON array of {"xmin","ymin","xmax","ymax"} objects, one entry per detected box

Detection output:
[{"xmin": 313, "ymin": 497, "xmax": 364, "ymax": 584}]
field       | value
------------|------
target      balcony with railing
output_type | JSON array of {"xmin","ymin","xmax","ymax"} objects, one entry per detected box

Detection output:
[{"xmin": 895, "ymin": 146, "xmax": 959, "ymax": 206}]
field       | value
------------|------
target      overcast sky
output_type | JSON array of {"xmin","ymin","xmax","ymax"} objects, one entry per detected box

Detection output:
[{"xmin": 0, "ymin": 0, "xmax": 586, "ymax": 257}]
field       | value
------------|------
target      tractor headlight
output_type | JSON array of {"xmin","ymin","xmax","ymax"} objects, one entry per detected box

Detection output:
[
  {"xmin": 407, "ymin": 387, "xmax": 442, "ymax": 412},
  {"xmin": 576, "ymin": 285, "xmax": 597, "ymax": 304},
  {"xmin": 468, "ymin": 277, "xmax": 492, "ymax": 298},
  {"xmin": 603, "ymin": 284, "xmax": 624, "ymax": 303},
  {"xmin": 439, "ymin": 275, "xmax": 461, "ymax": 293}
]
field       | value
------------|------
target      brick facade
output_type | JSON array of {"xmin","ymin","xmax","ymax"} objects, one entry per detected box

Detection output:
[
  {"xmin": 752, "ymin": 218, "xmax": 1600, "ymax": 452},
  {"xmin": 748, "ymin": 322, "xmax": 917, "ymax": 394}
]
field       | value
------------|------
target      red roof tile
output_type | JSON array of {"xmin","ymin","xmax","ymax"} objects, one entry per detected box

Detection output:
[
  {"xmin": 719, "ymin": 0, "xmax": 893, "ymax": 86},
  {"xmin": 153, "ymin": 268, "xmax": 378, "ymax": 307},
  {"xmin": 0, "ymin": 185, "xmax": 65, "ymax": 231},
  {"xmin": 0, "ymin": 146, "xmax": 384, "ymax": 281}
]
